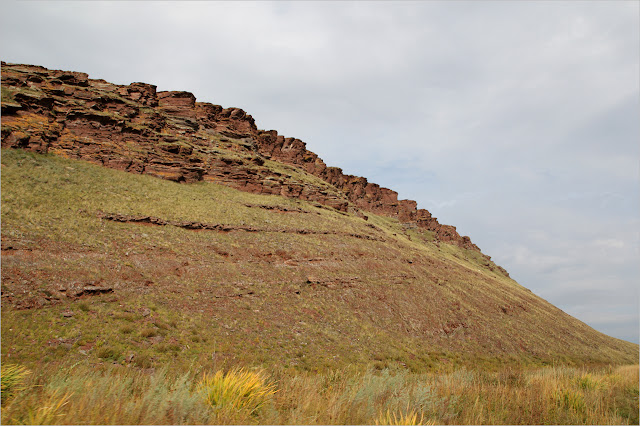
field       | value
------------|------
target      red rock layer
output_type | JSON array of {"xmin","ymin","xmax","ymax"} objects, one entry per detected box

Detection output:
[{"xmin": 1, "ymin": 62, "xmax": 480, "ymax": 251}]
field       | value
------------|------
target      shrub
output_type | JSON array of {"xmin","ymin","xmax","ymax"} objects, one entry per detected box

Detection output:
[
  {"xmin": 133, "ymin": 353, "xmax": 153, "ymax": 369},
  {"xmin": 140, "ymin": 328, "xmax": 157, "ymax": 338},
  {"xmin": 96, "ymin": 346, "xmax": 122, "ymax": 361},
  {"xmin": 198, "ymin": 368, "xmax": 276, "ymax": 414}
]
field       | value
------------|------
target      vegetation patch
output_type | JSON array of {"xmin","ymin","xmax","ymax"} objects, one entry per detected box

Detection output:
[
  {"xmin": 0, "ymin": 363, "xmax": 637, "ymax": 425},
  {"xmin": 1, "ymin": 364, "xmax": 31, "ymax": 405},
  {"xmin": 198, "ymin": 368, "xmax": 276, "ymax": 415}
]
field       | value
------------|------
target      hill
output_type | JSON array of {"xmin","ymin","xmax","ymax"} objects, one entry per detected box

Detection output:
[{"xmin": 1, "ymin": 62, "xmax": 637, "ymax": 374}]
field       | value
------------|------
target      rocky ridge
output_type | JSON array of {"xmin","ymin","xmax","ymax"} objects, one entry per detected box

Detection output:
[{"xmin": 1, "ymin": 62, "xmax": 479, "ymax": 251}]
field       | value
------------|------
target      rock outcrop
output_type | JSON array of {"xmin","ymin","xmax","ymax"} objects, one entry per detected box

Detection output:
[{"xmin": 1, "ymin": 62, "xmax": 480, "ymax": 251}]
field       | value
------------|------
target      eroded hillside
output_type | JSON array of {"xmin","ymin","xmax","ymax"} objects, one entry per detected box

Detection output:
[{"xmin": 1, "ymin": 63, "xmax": 637, "ymax": 371}]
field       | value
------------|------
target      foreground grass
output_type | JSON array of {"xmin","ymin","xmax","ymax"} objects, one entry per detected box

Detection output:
[{"xmin": 1, "ymin": 363, "xmax": 637, "ymax": 425}]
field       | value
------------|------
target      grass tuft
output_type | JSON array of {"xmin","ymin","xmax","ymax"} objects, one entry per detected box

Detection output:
[
  {"xmin": 375, "ymin": 407, "xmax": 429, "ymax": 425},
  {"xmin": 24, "ymin": 390, "xmax": 71, "ymax": 425},
  {"xmin": 1, "ymin": 364, "xmax": 31, "ymax": 405},
  {"xmin": 576, "ymin": 372, "xmax": 600, "ymax": 390},
  {"xmin": 198, "ymin": 368, "xmax": 276, "ymax": 415}
]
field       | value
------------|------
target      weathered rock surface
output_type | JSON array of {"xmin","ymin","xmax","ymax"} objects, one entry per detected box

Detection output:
[{"xmin": 1, "ymin": 62, "xmax": 480, "ymax": 251}]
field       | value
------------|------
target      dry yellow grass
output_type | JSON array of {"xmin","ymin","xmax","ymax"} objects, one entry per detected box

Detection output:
[
  {"xmin": 198, "ymin": 367, "xmax": 276, "ymax": 414},
  {"xmin": 375, "ymin": 406, "xmax": 432, "ymax": 425},
  {"xmin": 1, "ymin": 364, "xmax": 31, "ymax": 405},
  {"xmin": 0, "ymin": 363, "xmax": 637, "ymax": 425}
]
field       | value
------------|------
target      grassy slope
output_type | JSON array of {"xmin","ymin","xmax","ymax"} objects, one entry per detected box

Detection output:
[{"xmin": 1, "ymin": 148, "xmax": 637, "ymax": 375}]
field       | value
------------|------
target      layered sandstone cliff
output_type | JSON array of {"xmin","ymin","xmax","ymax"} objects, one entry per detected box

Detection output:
[{"xmin": 1, "ymin": 62, "xmax": 480, "ymax": 251}]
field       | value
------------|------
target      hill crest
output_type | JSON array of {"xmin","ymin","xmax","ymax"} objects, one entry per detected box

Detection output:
[{"xmin": 1, "ymin": 62, "xmax": 483, "ymax": 253}]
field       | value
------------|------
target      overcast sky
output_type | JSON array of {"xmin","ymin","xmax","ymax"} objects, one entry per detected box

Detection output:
[{"xmin": 1, "ymin": 1, "xmax": 638, "ymax": 344}]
